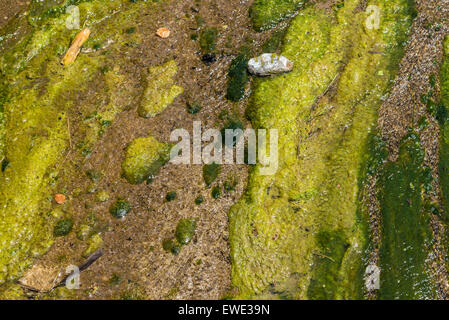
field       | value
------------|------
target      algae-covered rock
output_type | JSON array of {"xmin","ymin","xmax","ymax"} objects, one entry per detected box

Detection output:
[
  {"xmin": 109, "ymin": 198, "xmax": 132, "ymax": 218},
  {"xmin": 138, "ymin": 60, "xmax": 184, "ymax": 118},
  {"xmin": 175, "ymin": 218, "xmax": 197, "ymax": 245},
  {"xmin": 82, "ymin": 233, "xmax": 103, "ymax": 258},
  {"xmin": 122, "ymin": 135, "xmax": 172, "ymax": 185},
  {"xmin": 53, "ymin": 218, "xmax": 74, "ymax": 237}
]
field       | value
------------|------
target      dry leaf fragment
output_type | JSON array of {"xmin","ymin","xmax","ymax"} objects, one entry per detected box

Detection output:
[
  {"xmin": 156, "ymin": 27, "xmax": 170, "ymax": 38},
  {"xmin": 61, "ymin": 28, "xmax": 91, "ymax": 66}
]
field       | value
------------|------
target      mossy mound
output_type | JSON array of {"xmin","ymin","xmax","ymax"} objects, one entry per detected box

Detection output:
[
  {"xmin": 250, "ymin": 0, "xmax": 306, "ymax": 32},
  {"xmin": 175, "ymin": 218, "xmax": 197, "ymax": 245},
  {"xmin": 230, "ymin": 0, "xmax": 416, "ymax": 299},
  {"xmin": 138, "ymin": 60, "xmax": 184, "ymax": 118},
  {"xmin": 122, "ymin": 135, "xmax": 172, "ymax": 185}
]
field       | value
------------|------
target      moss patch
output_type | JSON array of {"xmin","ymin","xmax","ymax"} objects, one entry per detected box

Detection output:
[
  {"xmin": 229, "ymin": 0, "xmax": 415, "ymax": 299},
  {"xmin": 250, "ymin": 0, "xmax": 306, "ymax": 32},
  {"xmin": 377, "ymin": 133, "xmax": 435, "ymax": 299},
  {"xmin": 138, "ymin": 60, "xmax": 184, "ymax": 118},
  {"xmin": 122, "ymin": 135, "xmax": 171, "ymax": 185}
]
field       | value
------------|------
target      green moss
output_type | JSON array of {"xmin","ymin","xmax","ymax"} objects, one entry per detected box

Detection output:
[
  {"xmin": 226, "ymin": 51, "xmax": 250, "ymax": 102},
  {"xmin": 211, "ymin": 186, "xmax": 221, "ymax": 199},
  {"xmin": 53, "ymin": 218, "xmax": 73, "ymax": 237},
  {"xmin": 82, "ymin": 233, "xmax": 103, "ymax": 257},
  {"xmin": 199, "ymin": 28, "xmax": 219, "ymax": 53},
  {"xmin": 96, "ymin": 190, "xmax": 110, "ymax": 202},
  {"xmin": 377, "ymin": 133, "xmax": 435, "ymax": 299},
  {"xmin": 221, "ymin": 118, "xmax": 244, "ymax": 147},
  {"xmin": 165, "ymin": 191, "xmax": 177, "ymax": 202},
  {"xmin": 187, "ymin": 102, "xmax": 202, "ymax": 114},
  {"xmin": 86, "ymin": 169, "xmax": 102, "ymax": 182},
  {"xmin": 109, "ymin": 198, "xmax": 132, "ymax": 219},
  {"xmin": 121, "ymin": 135, "xmax": 171, "ymax": 185},
  {"xmin": 195, "ymin": 195, "xmax": 204, "ymax": 205},
  {"xmin": 76, "ymin": 224, "xmax": 93, "ymax": 241},
  {"xmin": 250, "ymin": 0, "xmax": 306, "ymax": 32},
  {"xmin": 138, "ymin": 60, "xmax": 184, "ymax": 118},
  {"xmin": 0, "ymin": 0, "xmax": 164, "ymax": 286},
  {"xmin": 203, "ymin": 162, "xmax": 221, "ymax": 186},
  {"xmin": 175, "ymin": 218, "xmax": 197, "ymax": 245},
  {"xmin": 162, "ymin": 238, "xmax": 181, "ymax": 255},
  {"xmin": 229, "ymin": 0, "xmax": 415, "ymax": 299},
  {"xmin": 262, "ymin": 28, "xmax": 286, "ymax": 53}
]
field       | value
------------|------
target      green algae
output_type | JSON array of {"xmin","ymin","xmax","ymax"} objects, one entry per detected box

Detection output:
[
  {"xmin": 211, "ymin": 186, "xmax": 221, "ymax": 199},
  {"xmin": 121, "ymin": 135, "xmax": 172, "ymax": 185},
  {"xmin": 138, "ymin": 60, "xmax": 184, "ymax": 118},
  {"xmin": 249, "ymin": 0, "xmax": 306, "ymax": 32},
  {"xmin": 199, "ymin": 27, "xmax": 219, "ymax": 54},
  {"xmin": 109, "ymin": 198, "xmax": 132, "ymax": 218},
  {"xmin": 187, "ymin": 102, "xmax": 202, "ymax": 114},
  {"xmin": 226, "ymin": 50, "xmax": 250, "ymax": 102},
  {"xmin": 82, "ymin": 233, "xmax": 103, "ymax": 257},
  {"xmin": 195, "ymin": 195, "xmax": 204, "ymax": 205},
  {"xmin": 175, "ymin": 218, "xmax": 197, "ymax": 245},
  {"xmin": 377, "ymin": 133, "xmax": 436, "ymax": 299},
  {"xmin": 229, "ymin": 0, "xmax": 415, "ymax": 299},
  {"xmin": 203, "ymin": 162, "xmax": 221, "ymax": 186},
  {"xmin": 166, "ymin": 191, "xmax": 177, "ymax": 202},
  {"xmin": 53, "ymin": 218, "xmax": 74, "ymax": 237},
  {"xmin": 0, "ymin": 0, "xmax": 164, "ymax": 287}
]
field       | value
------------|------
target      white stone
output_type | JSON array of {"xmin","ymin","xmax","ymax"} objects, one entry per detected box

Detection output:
[
  {"xmin": 364, "ymin": 264, "xmax": 380, "ymax": 291},
  {"xmin": 247, "ymin": 53, "xmax": 293, "ymax": 76}
]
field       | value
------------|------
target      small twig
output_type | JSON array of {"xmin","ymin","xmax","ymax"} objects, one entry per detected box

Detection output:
[
  {"xmin": 313, "ymin": 251, "xmax": 335, "ymax": 262},
  {"xmin": 16, "ymin": 249, "xmax": 103, "ymax": 294},
  {"xmin": 368, "ymin": 50, "xmax": 385, "ymax": 55},
  {"xmin": 67, "ymin": 116, "xmax": 72, "ymax": 148}
]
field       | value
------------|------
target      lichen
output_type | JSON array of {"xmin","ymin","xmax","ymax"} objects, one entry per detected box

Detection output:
[
  {"xmin": 121, "ymin": 135, "xmax": 172, "ymax": 185},
  {"xmin": 138, "ymin": 60, "xmax": 184, "ymax": 118}
]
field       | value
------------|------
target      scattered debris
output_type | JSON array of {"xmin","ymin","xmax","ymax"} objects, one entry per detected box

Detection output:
[
  {"xmin": 247, "ymin": 53, "xmax": 293, "ymax": 76},
  {"xmin": 156, "ymin": 27, "xmax": 171, "ymax": 38},
  {"xmin": 201, "ymin": 53, "xmax": 216, "ymax": 64},
  {"xmin": 61, "ymin": 28, "xmax": 91, "ymax": 66}
]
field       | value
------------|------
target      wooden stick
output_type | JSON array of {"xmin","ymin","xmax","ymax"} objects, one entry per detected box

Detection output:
[{"xmin": 61, "ymin": 28, "xmax": 91, "ymax": 66}]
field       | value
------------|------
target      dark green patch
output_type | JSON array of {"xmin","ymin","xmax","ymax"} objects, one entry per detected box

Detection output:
[
  {"xmin": 187, "ymin": 102, "xmax": 202, "ymax": 114},
  {"xmin": 109, "ymin": 198, "xmax": 132, "ymax": 219},
  {"xmin": 195, "ymin": 195, "xmax": 204, "ymax": 205},
  {"xmin": 221, "ymin": 118, "xmax": 244, "ymax": 147},
  {"xmin": 53, "ymin": 218, "xmax": 73, "ymax": 237},
  {"xmin": 199, "ymin": 28, "xmax": 219, "ymax": 53},
  {"xmin": 203, "ymin": 163, "xmax": 221, "ymax": 186},
  {"xmin": 211, "ymin": 186, "xmax": 221, "ymax": 199},
  {"xmin": 249, "ymin": 0, "xmax": 306, "ymax": 31},
  {"xmin": 226, "ymin": 51, "xmax": 250, "ymax": 102},
  {"xmin": 377, "ymin": 133, "xmax": 435, "ymax": 299},
  {"xmin": 165, "ymin": 191, "xmax": 177, "ymax": 202},
  {"xmin": 162, "ymin": 238, "xmax": 181, "ymax": 255}
]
